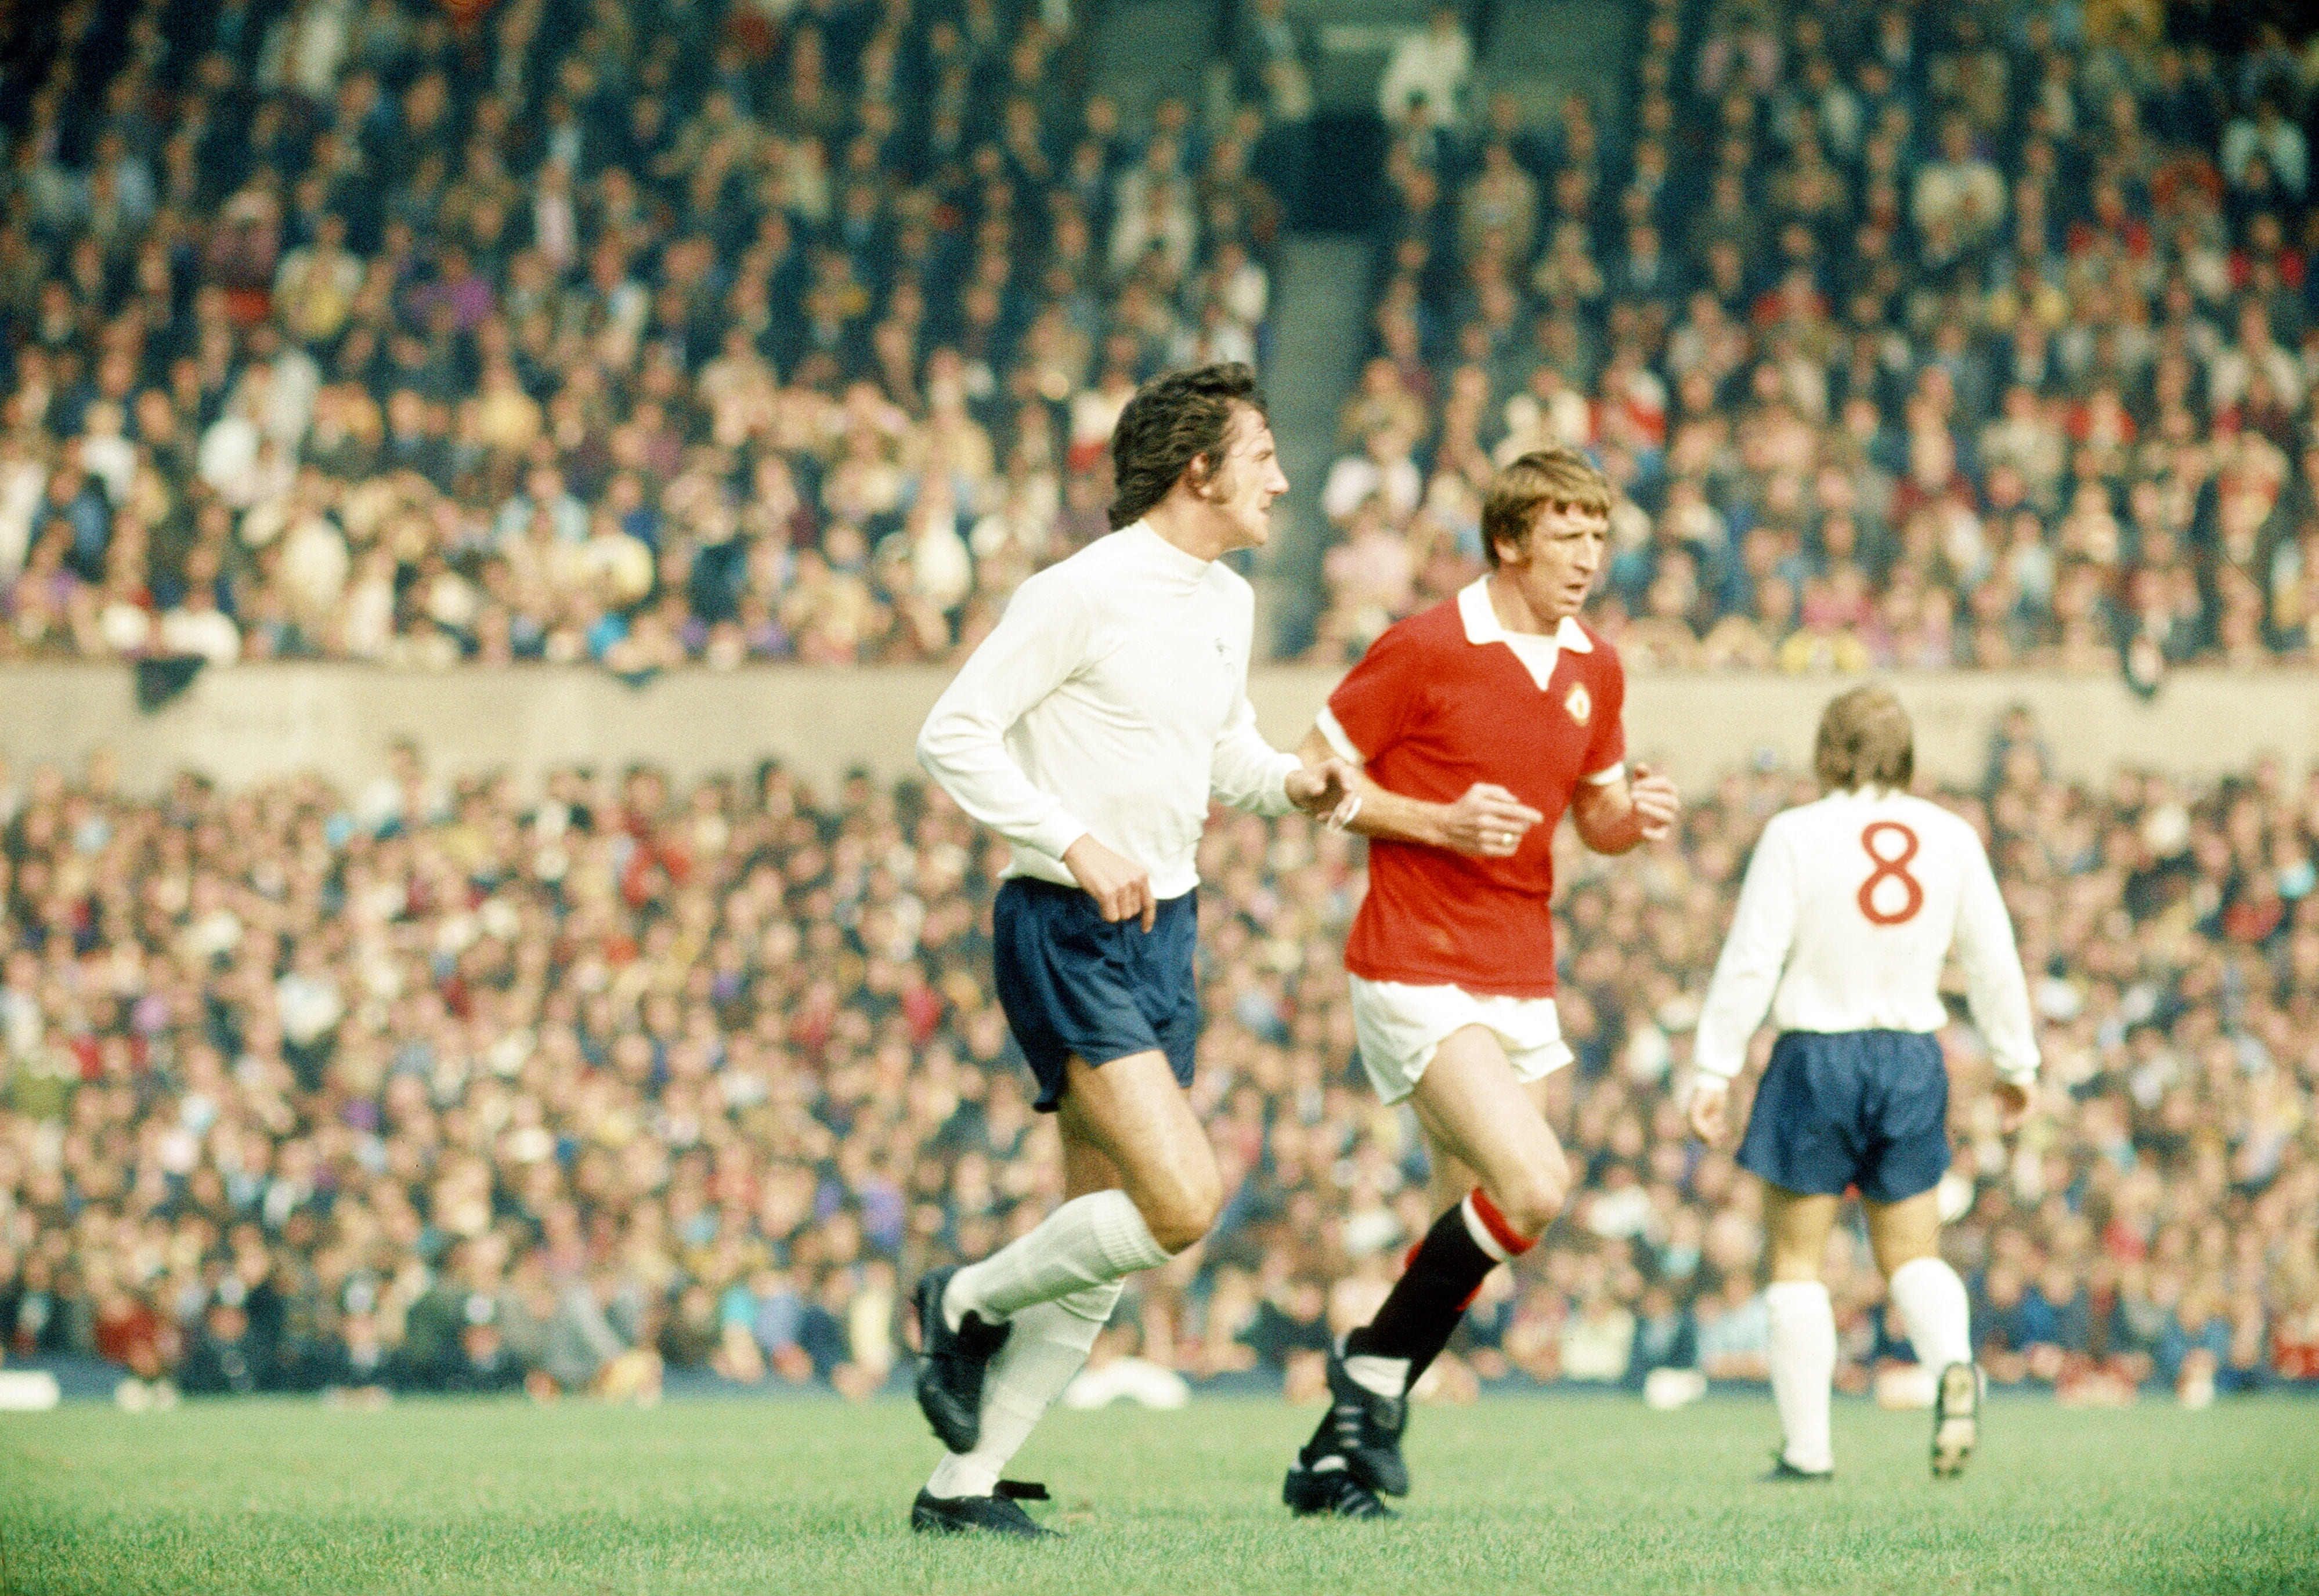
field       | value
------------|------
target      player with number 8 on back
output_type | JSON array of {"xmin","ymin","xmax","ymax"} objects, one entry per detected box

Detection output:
[{"xmin": 1689, "ymin": 685, "xmax": 2039, "ymax": 1485}]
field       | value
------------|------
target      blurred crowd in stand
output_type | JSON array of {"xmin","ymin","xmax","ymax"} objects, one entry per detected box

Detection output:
[
  {"xmin": 11, "ymin": 0, "xmax": 2319, "ymax": 681},
  {"xmin": 0, "ymin": 0, "xmax": 1281, "ymax": 674},
  {"xmin": 1310, "ymin": 0, "xmax": 2319, "ymax": 687},
  {"xmin": 2, "ymin": 712, "xmax": 2313, "ymax": 1405}
]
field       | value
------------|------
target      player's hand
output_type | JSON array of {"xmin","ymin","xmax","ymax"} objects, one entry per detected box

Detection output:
[
  {"xmin": 1062, "ymin": 834, "xmax": 1157, "ymax": 931},
  {"xmin": 1286, "ymin": 758, "xmax": 1359, "ymax": 825},
  {"xmin": 1441, "ymin": 783, "xmax": 1544, "ymax": 858},
  {"xmin": 1629, "ymin": 763, "xmax": 1680, "ymax": 842},
  {"xmin": 1993, "ymin": 1079, "xmax": 2031, "ymax": 1134},
  {"xmin": 1687, "ymin": 1078, "xmax": 1729, "ymax": 1145}
]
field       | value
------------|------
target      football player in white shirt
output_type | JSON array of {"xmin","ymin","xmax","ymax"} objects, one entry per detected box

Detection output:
[
  {"xmin": 1689, "ymin": 685, "xmax": 2038, "ymax": 1482},
  {"xmin": 912, "ymin": 363, "xmax": 1354, "ymax": 1537}
]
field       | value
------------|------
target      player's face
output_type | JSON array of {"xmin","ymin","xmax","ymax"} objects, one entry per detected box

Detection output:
[
  {"xmin": 1203, "ymin": 404, "xmax": 1290, "ymax": 552},
  {"xmin": 1502, "ymin": 501, "xmax": 1609, "ymax": 624}
]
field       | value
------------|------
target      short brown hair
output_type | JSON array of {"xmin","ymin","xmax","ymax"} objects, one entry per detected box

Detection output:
[
  {"xmin": 1481, "ymin": 446, "xmax": 1613, "ymax": 567},
  {"xmin": 1107, "ymin": 363, "xmax": 1267, "ymax": 530},
  {"xmin": 1814, "ymin": 685, "xmax": 1915, "ymax": 792}
]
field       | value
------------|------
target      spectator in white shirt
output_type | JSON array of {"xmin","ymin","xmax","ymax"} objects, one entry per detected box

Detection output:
[
  {"xmin": 0, "ymin": 433, "xmax": 46, "ymax": 581},
  {"xmin": 1320, "ymin": 425, "xmax": 1422, "ymax": 528},
  {"xmin": 158, "ymin": 581, "xmax": 243, "ymax": 665},
  {"xmin": 1378, "ymin": 6, "xmax": 1472, "ymax": 130},
  {"xmin": 2208, "ymin": 301, "xmax": 2306, "ymax": 414},
  {"xmin": 2222, "ymin": 97, "xmax": 2309, "ymax": 200},
  {"xmin": 273, "ymin": 212, "xmax": 366, "ymax": 346},
  {"xmin": 1911, "ymin": 115, "xmax": 2006, "ymax": 249},
  {"xmin": 77, "ymin": 401, "xmax": 137, "ymax": 511}
]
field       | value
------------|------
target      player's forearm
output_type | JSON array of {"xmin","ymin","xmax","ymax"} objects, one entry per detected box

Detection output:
[
  {"xmin": 1298, "ymin": 720, "xmax": 1457, "ymax": 846},
  {"xmin": 1213, "ymin": 707, "xmax": 1302, "ymax": 816},
  {"xmin": 1213, "ymin": 750, "xmax": 1302, "ymax": 816},
  {"xmin": 1576, "ymin": 814, "xmax": 1646, "ymax": 854},
  {"xmin": 1959, "ymin": 859, "xmax": 2041, "ymax": 1086},
  {"xmin": 1966, "ymin": 971, "xmax": 2040, "ymax": 1087},
  {"xmin": 1571, "ymin": 786, "xmax": 1645, "ymax": 854},
  {"xmin": 1335, "ymin": 772, "xmax": 1453, "ymax": 849},
  {"xmin": 916, "ymin": 681, "xmax": 1089, "ymax": 861},
  {"xmin": 916, "ymin": 718, "xmax": 1089, "ymax": 862},
  {"xmin": 1691, "ymin": 839, "xmax": 1794, "ymax": 1077},
  {"xmin": 915, "ymin": 574, "xmax": 1093, "ymax": 858},
  {"xmin": 1693, "ymin": 969, "xmax": 1776, "ymax": 1082}
]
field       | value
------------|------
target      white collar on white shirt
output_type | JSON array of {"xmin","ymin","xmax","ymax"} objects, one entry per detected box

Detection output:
[
  {"xmin": 1119, "ymin": 518, "xmax": 1217, "ymax": 581},
  {"xmin": 1457, "ymin": 577, "xmax": 1591, "ymax": 690}
]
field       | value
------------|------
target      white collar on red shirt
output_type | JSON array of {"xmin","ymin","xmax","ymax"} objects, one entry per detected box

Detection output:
[{"xmin": 1458, "ymin": 577, "xmax": 1591, "ymax": 690}]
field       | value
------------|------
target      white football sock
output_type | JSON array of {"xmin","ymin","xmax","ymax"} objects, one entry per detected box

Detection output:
[
  {"xmin": 944, "ymin": 1189, "xmax": 1171, "ymax": 1330},
  {"xmin": 1343, "ymin": 1352, "xmax": 1410, "ymax": 1400},
  {"xmin": 1887, "ymin": 1256, "xmax": 1973, "ymax": 1371},
  {"xmin": 925, "ymin": 1281, "xmax": 1123, "ymax": 1500},
  {"xmin": 1766, "ymin": 1280, "xmax": 1836, "ymax": 1474}
]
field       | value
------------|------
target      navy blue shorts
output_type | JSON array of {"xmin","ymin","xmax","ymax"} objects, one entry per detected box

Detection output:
[
  {"xmin": 991, "ymin": 877, "xmax": 1200, "ymax": 1113},
  {"xmin": 1736, "ymin": 1030, "xmax": 1951, "ymax": 1204}
]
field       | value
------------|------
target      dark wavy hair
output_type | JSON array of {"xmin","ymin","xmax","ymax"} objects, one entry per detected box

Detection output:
[{"xmin": 1107, "ymin": 363, "xmax": 1266, "ymax": 530}]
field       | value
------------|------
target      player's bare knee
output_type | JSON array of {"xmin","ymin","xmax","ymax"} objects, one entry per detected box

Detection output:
[
  {"xmin": 1143, "ymin": 1196, "xmax": 1217, "ymax": 1255},
  {"xmin": 1139, "ymin": 1164, "xmax": 1223, "ymax": 1254},
  {"xmin": 1870, "ymin": 1238, "xmax": 1938, "ymax": 1279},
  {"xmin": 1534, "ymin": 1145, "xmax": 1573, "ymax": 1220},
  {"xmin": 1493, "ymin": 1158, "xmax": 1566, "ymax": 1240}
]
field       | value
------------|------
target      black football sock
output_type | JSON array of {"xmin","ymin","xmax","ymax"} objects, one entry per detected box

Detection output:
[
  {"xmin": 1303, "ymin": 1190, "xmax": 1533, "ymax": 1460},
  {"xmin": 1350, "ymin": 1188, "xmax": 1532, "ymax": 1382}
]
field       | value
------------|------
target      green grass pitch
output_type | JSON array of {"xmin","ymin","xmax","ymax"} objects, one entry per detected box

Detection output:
[{"xmin": 4, "ymin": 1395, "xmax": 2314, "ymax": 1594}]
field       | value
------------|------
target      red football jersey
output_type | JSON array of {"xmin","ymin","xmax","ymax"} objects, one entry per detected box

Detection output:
[{"xmin": 1321, "ymin": 580, "xmax": 1627, "ymax": 997}]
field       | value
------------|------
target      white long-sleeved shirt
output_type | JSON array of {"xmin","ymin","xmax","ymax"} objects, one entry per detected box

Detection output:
[
  {"xmin": 916, "ymin": 520, "xmax": 1301, "ymax": 898},
  {"xmin": 1694, "ymin": 787, "xmax": 2040, "ymax": 1086}
]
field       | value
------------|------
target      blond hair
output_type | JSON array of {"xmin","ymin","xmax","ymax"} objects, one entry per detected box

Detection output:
[
  {"xmin": 1814, "ymin": 685, "xmax": 1915, "ymax": 792},
  {"xmin": 1482, "ymin": 446, "xmax": 1613, "ymax": 568}
]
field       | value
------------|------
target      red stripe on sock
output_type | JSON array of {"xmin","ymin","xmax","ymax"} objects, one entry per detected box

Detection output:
[
  {"xmin": 1401, "ymin": 1241, "xmax": 1423, "ymax": 1275},
  {"xmin": 1467, "ymin": 1188, "xmax": 1535, "ymax": 1257}
]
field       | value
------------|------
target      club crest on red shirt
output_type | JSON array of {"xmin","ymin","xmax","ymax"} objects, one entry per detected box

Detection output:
[{"xmin": 1564, "ymin": 682, "xmax": 1592, "ymax": 726}]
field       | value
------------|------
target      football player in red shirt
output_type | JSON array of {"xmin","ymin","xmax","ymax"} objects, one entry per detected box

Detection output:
[{"xmin": 1283, "ymin": 446, "xmax": 1681, "ymax": 1518}]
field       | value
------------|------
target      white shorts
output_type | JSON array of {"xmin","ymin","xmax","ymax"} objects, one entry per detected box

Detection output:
[{"xmin": 1348, "ymin": 976, "xmax": 1574, "ymax": 1105}]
